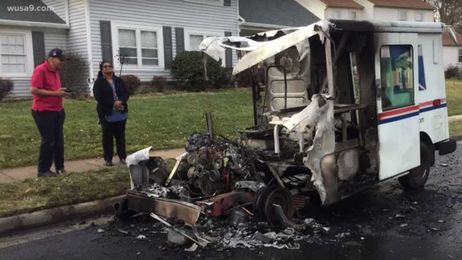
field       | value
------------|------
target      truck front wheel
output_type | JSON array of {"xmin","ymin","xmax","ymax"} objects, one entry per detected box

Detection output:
[{"xmin": 398, "ymin": 142, "xmax": 433, "ymax": 190}]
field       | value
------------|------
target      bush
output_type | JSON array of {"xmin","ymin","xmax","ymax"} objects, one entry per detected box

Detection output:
[
  {"xmin": 120, "ymin": 75, "xmax": 141, "ymax": 95},
  {"xmin": 445, "ymin": 66, "xmax": 460, "ymax": 79},
  {"xmin": 171, "ymin": 51, "xmax": 229, "ymax": 90},
  {"xmin": 0, "ymin": 78, "xmax": 13, "ymax": 101},
  {"xmin": 151, "ymin": 75, "xmax": 167, "ymax": 92},
  {"xmin": 60, "ymin": 53, "xmax": 88, "ymax": 98}
]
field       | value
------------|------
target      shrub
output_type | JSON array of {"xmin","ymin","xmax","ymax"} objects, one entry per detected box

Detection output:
[
  {"xmin": 120, "ymin": 75, "xmax": 141, "ymax": 95},
  {"xmin": 60, "ymin": 53, "xmax": 88, "ymax": 97},
  {"xmin": 171, "ymin": 51, "xmax": 229, "ymax": 90},
  {"xmin": 445, "ymin": 66, "xmax": 460, "ymax": 79},
  {"xmin": 0, "ymin": 78, "xmax": 13, "ymax": 101},
  {"xmin": 151, "ymin": 75, "xmax": 167, "ymax": 92}
]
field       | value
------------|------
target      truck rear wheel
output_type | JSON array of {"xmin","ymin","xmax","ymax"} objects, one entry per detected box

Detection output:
[{"xmin": 398, "ymin": 142, "xmax": 433, "ymax": 190}]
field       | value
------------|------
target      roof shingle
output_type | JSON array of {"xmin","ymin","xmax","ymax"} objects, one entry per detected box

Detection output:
[
  {"xmin": 443, "ymin": 31, "xmax": 462, "ymax": 47},
  {"xmin": 0, "ymin": 0, "xmax": 65, "ymax": 24},
  {"xmin": 240, "ymin": 0, "xmax": 319, "ymax": 27},
  {"xmin": 320, "ymin": 0, "xmax": 364, "ymax": 9}
]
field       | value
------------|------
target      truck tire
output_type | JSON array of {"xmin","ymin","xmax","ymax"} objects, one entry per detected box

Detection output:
[{"xmin": 398, "ymin": 142, "xmax": 433, "ymax": 190}]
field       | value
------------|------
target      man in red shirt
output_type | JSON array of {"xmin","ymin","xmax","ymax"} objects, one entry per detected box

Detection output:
[{"xmin": 30, "ymin": 48, "xmax": 68, "ymax": 177}]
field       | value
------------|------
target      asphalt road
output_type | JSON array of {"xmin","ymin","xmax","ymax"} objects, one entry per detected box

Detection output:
[{"xmin": 0, "ymin": 143, "xmax": 461, "ymax": 260}]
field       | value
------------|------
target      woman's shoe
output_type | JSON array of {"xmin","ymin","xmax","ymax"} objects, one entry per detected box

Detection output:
[{"xmin": 104, "ymin": 161, "xmax": 113, "ymax": 166}]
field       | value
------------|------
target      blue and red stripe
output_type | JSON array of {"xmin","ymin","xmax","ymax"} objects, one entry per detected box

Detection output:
[{"xmin": 378, "ymin": 99, "xmax": 447, "ymax": 125}]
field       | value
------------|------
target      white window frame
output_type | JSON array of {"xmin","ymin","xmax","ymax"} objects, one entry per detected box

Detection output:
[
  {"xmin": 415, "ymin": 11, "xmax": 424, "ymax": 21},
  {"xmin": 184, "ymin": 28, "xmax": 225, "ymax": 65},
  {"xmin": 111, "ymin": 22, "xmax": 164, "ymax": 70},
  {"xmin": 183, "ymin": 0, "xmax": 224, "ymax": 6},
  {"xmin": 398, "ymin": 10, "xmax": 408, "ymax": 21},
  {"xmin": 0, "ymin": 29, "xmax": 34, "ymax": 77}
]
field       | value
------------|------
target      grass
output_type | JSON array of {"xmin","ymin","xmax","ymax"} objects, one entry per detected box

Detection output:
[
  {"xmin": 446, "ymin": 79, "xmax": 462, "ymax": 116},
  {"xmin": 0, "ymin": 167, "xmax": 129, "ymax": 218},
  {"xmin": 0, "ymin": 88, "xmax": 253, "ymax": 169},
  {"xmin": 449, "ymin": 121, "xmax": 462, "ymax": 137}
]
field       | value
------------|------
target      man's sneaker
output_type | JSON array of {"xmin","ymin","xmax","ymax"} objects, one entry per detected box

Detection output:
[
  {"xmin": 56, "ymin": 169, "xmax": 67, "ymax": 175},
  {"xmin": 38, "ymin": 171, "xmax": 57, "ymax": 177}
]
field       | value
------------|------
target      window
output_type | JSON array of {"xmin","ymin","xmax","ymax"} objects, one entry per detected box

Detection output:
[
  {"xmin": 189, "ymin": 34, "xmax": 205, "ymax": 51},
  {"xmin": 141, "ymin": 31, "xmax": 158, "ymax": 65},
  {"xmin": 398, "ymin": 10, "xmax": 408, "ymax": 21},
  {"xmin": 118, "ymin": 29, "xmax": 137, "ymax": 64},
  {"xmin": 185, "ymin": 30, "xmax": 223, "ymax": 51},
  {"xmin": 380, "ymin": 45, "xmax": 414, "ymax": 110},
  {"xmin": 415, "ymin": 11, "xmax": 423, "ymax": 21},
  {"xmin": 113, "ymin": 24, "xmax": 163, "ymax": 68},
  {"xmin": 330, "ymin": 10, "xmax": 342, "ymax": 19},
  {"xmin": 0, "ymin": 32, "xmax": 32, "ymax": 76},
  {"xmin": 459, "ymin": 48, "xmax": 462, "ymax": 63},
  {"xmin": 350, "ymin": 11, "xmax": 357, "ymax": 20}
]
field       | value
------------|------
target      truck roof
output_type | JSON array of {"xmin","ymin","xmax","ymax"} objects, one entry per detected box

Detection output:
[{"xmin": 330, "ymin": 19, "xmax": 443, "ymax": 33}]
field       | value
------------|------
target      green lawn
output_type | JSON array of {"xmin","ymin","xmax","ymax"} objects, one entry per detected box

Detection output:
[
  {"xmin": 0, "ymin": 167, "xmax": 129, "ymax": 218},
  {"xmin": 0, "ymin": 89, "xmax": 253, "ymax": 169},
  {"xmin": 446, "ymin": 79, "xmax": 462, "ymax": 116},
  {"xmin": 1, "ymin": 81, "xmax": 461, "ymax": 170}
]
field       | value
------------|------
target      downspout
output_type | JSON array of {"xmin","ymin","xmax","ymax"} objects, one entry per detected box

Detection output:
[{"xmin": 84, "ymin": 0, "xmax": 94, "ymax": 92}]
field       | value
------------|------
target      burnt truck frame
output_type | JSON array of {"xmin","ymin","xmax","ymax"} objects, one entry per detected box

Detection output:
[{"xmin": 120, "ymin": 20, "xmax": 457, "ymax": 228}]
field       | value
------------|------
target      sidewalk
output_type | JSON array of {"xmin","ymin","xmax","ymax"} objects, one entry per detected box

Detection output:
[{"xmin": 0, "ymin": 148, "xmax": 185, "ymax": 184}]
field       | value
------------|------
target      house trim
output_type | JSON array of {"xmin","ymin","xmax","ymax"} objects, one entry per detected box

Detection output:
[
  {"xmin": 84, "ymin": 0, "xmax": 94, "ymax": 84},
  {"xmin": 0, "ymin": 19, "xmax": 69, "ymax": 29},
  {"xmin": 240, "ymin": 21, "xmax": 288, "ymax": 31}
]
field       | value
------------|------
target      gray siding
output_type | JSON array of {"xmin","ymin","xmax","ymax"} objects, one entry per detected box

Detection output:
[
  {"xmin": 42, "ymin": 0, "xmax": 68, "ymax": 22},
  {"xmin": 67, "ymin": 0, "xmax": 90, "ymax": 87},
  {"xmin": 8, "ymin": 77, "xmax": 31, "ymax": 99},
  {"xmin": 44, "ymin": 29, "xmax": 68, "ymax": 54},
  {"xmin": 88, "ymin": 0, "xmax": 238, "ymax": 81}
]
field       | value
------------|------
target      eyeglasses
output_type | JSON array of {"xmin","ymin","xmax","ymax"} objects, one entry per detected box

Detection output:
[{"xmin": 103, "ymin": 65, "xmax": 113, "ymax": 68}]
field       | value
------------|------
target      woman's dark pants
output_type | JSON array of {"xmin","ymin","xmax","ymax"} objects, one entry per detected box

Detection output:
[{"xmin": 101, "ymin": 119, "xmax": 127, "ymax": 163}]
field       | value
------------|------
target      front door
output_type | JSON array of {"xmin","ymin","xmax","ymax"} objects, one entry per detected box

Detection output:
[{"xmin": 375, "ymin": 33, "xmax": 420, "ymax": 180}]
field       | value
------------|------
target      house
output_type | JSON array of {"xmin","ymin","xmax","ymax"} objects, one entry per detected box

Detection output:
[
  {"xmin": 296, "ymin": 0, "xmax": 434, "ymax": 22},
  {"xmin": 239, "ymin": 0, "xmax": 319, "ymax": 36},
  {"xmin": 442, "ymin": 31, "xmax": 462, "ymax": 69},
  {"xmin": 1, "ymin": 0, "xmax": 239, "ymax": 99},
  {"xmin": 0, "ymin": 0, "xmax": 68, "ymax": 98},
  {"xmin": 295, "ymin": 0, "xmax": 365, "ymax": 20},
  {"xmin": 353, "ymin": 0, "xmax": 434, "ymax": 22}
]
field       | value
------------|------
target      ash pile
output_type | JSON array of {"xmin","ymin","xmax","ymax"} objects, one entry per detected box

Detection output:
[{"xmin": 117, "ymin": 132, "xmax": 328, "ymax": 250}]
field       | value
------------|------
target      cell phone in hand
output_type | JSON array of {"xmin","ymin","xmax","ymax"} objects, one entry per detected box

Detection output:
[{"xmin": 64, "ymin": 89, "xmax": 73, "ymax": 93}]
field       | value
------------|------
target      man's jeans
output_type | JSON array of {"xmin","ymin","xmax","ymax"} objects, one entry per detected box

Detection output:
[{"xmin": 32, "ymin": 110, "xmax": 65, "ymax": 174}]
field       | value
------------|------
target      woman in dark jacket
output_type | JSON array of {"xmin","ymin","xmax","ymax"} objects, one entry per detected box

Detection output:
[{"xmin": 93, "ymin": 61, "xmax": 129, "ymax": 166}]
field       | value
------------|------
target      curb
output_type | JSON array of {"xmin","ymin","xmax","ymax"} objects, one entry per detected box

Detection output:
[{"xmin": 0, "ymin": 195, "xmax": 125, "ymax": 236}]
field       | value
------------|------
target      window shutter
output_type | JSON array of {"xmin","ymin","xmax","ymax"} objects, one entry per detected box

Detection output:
[
  {"xmin": 175, "ymin": 27, "xmax": 185, "ymax": 55},
  {"xmin": 100, "ymin": 20, "xmax": 113, "ymax": 63},
  {"xmin": 163, "ymin": 26, "xmax": 173, "ymax": 69},
  {"xmin": 225, "ymin": 32, "xmax": 232, "ymax": 68},
  {"xmin": 224, "ymin": 0, "xmax": 231, "ymax": 6},
  {"xmin": 32, "ymin": 31, "xmax": 45, "ymax": 67}
]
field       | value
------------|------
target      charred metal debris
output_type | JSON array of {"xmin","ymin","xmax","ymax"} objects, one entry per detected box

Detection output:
[{"xmin": 117, "ymin": 126, "xmax": 334, "ymax": 249}]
